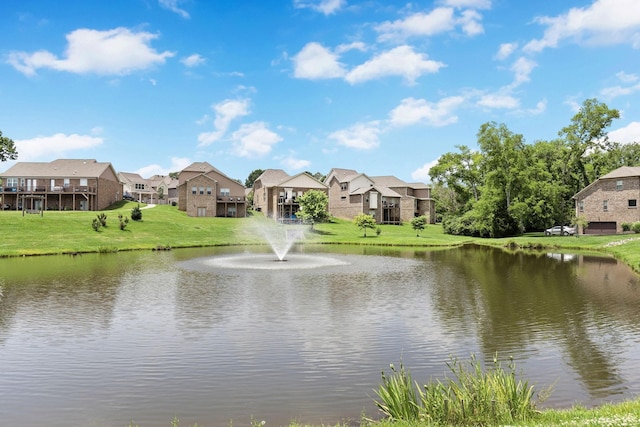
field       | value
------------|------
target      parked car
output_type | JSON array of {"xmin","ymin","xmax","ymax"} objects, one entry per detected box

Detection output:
[
  {"xmin": 545, "ymin": 225, "xmax": 576, "ymax": 236},
  {"xmin": 1, "ymin": 203, "xmax": 11, "ymax": 210},
  {"xmin": 123, "ymin": 194, "xmax": 136, "ymax": 201}
]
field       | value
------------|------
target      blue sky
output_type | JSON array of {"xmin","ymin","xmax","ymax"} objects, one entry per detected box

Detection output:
[{"xmin": 1, "ymin": 0, "xmax": 639, "ymax": 184}]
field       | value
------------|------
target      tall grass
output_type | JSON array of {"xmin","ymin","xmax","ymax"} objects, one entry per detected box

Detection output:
[{"xmin": 374, "ymin": 354, "xmax": 551, "ymax": 426}]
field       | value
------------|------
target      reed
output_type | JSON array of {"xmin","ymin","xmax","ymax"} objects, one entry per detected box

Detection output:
[{"xmin": 374, "ymin": 354, "xmax": 551, "ymax": 426}]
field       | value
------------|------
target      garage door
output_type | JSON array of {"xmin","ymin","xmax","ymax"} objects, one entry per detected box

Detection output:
[{"xmin": 585, "ymin": 221, "xmax": 617, "ymax": 234}]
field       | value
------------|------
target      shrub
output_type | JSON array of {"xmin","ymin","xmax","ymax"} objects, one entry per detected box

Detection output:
[
  {"xmin": 131, "ymin": 205, "xmax": 143, "ymax": 221},
  {"xmin": 91, "ymin": 218, "xmax": 101, "ymax": 231},
  {"xmin": 97, "ymin": 213, "xmax": 107, "ymax": 227},
  {"xmin": 118, "ymin": 214, "xmax": 129, "ymax": 231},
  {"xmin": 621, "ymin": 222, "xmax": 632, "ymax": 232},
  {"xmin": 374, "ymin": 354, "xmax": 550, "ymax": 426},
  {"xmin": 633, "ymin": 222, "xmax": 640, "ymax": 234},
  {"xmin": 376, "ymin": 227, "xmax": 382, "ymax": 236}
]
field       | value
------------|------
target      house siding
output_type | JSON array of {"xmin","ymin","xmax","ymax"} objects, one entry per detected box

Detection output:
[{"xmin": 575, "ymin": 176, "xmax": 640, "ymax": 233}]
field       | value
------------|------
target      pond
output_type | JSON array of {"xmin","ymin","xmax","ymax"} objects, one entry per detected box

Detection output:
[{"xmin": 0, "ymin": 244, "xmax": 639, "ymax": 426}]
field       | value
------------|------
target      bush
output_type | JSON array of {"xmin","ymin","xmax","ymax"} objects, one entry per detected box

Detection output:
[
  {"xmin": 374, "ymin": 354, "xmax": 550, "ymax": 426},
  {"xmin": 118, "ymin": 214, "xmax": 129, "ymax": 230},
  {"xmin": 97, "ymin": 213, "xmax": 107, "ymax": 227},
  {"xmin": 632, "ymin": 222, "xmax": 640, "ymax": 234},
  {"xmin": 131, "ymin": 205, "xmax": 143, "ymax": 221},
  {"xmin": 91, "ymin": 218, "xmax": 101, "ymax": 232},
  {"xmin": 621, "ymin": 222, "xmax": 632, "ymax": 232}
]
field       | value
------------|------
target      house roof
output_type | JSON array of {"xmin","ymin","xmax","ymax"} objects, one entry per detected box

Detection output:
[
  {"xmin": 255, "ymin": 169, "xmax": 290, "ymax": 187},
  {"xmin": 2, "ymin": 159, "xmax": 116, "ymax": 178},
  {"xmin": 118, "ymin": 172, "xmax": 145, "ymax": 184},
  {"xmin": 277, "ymin": 172, "xmax": 328, "ymax": 189},
  {"xmin": 351, "ymin": 185, "xmax": 401, "ymax": 198},
  {"xmin": 325, "ymin": 168, "xmax": 359, "ymax": 183},
  {"xmin": 371, "ymin": 175, "xmax": 407, "ymax": 187},
  {"xmin": 599, "ymin": 166, "xmax": 640, "ymax": 180}
]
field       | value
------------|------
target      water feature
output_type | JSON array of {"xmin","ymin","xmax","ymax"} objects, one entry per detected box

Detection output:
[{"xmin": 0, "ymin": 245, "xmax": 639, "ymax": 427}]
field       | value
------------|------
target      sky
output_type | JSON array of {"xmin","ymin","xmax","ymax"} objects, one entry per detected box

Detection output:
[{"xmin": 1, "ymin": 0, "xmax": 639, "ymax": 184}]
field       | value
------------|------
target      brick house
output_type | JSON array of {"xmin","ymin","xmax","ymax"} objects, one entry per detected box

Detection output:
[
  {"xmin": 252, "ymin": 169, "xmax": 328, "ymax": 222},
  {"xmin": 177, "ymin": 161, "xmax": 246, "ymax": 217},
  {"xmin": 0, "ymin": 159, "xmax": 122, "ymax": 211},
  {"xmin": 573, "ymin": 166, "xmax": 640, "ymax": 234},
  {"xmin": 324, "ymin": 168, "xmax": 435, "ymax": 224},
  {"xmin": 119, "ymin": 172, "xmax": 178, "ymax": 205}
]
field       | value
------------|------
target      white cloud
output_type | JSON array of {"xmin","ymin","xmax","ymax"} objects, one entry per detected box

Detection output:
[
  {"xmin": 389, "ymin": 96, "xmax": 465, "ymax": 127},
  {"xmin": 411, "ymin": 159, "xmax": 439, "ymax": 182},
  {"xmin": 328, "ymin": 121, "xmax": 381, "ymax": 150},
  {"xmin": 197, "ymin": 99, "xmax": 250, "ymax": 146},
  {"xmin": 458, "ymin": 9, "xmax": 484, "ymax": 36},
  {"xmin": 477, "ymin": 93, "xmax": 520, "ymax": 109},
  {"xmin": 528, "ymin": 99, "xmax": 547, "ymax": 115},
  {"xmin": 600, "ymin": 71, "xmax": 640, "ymax": 98},
  {"xmin": 135, "ymin": 157, "xmax": 192, "ymax": 178},
  {"xmin": 8, "ymin": 27, "xmax": 175, "ymax": 76},
  {"xmin": 494, "ymin": 42, "xmax": 518, "ymax": 60},
  {"xmin": 375, "ymin": 8, "xmax": 456, "ymax": 41},
  {"xmin": 292, "ymin": 42, "xmax": 346, "ymax": 80},
  {"xmin": 280, "ymin": 155, "xmax": 311, "ymax": 170},
  {"xmin": 439, "ymin": 0, "xmax": 491, "ymax": 9},
  {"xmin": 181, "ymin": 54, "xmax": 205, "ymax": 67},
  {"xmin": 345, "ymin": 45, "xmax": 445, "ymax": 85},
  {"xmin": 616, "ymin": 71, "xmax": 639, "ymax": 83},
  {"xmin": 15, "ymin": 133, "xmax": 103, "ymax": 161},
  {"xmin": 335, "ymin": 41, "xmax": 367, "ymax": 54},
  {"xmin": 509, "ymin": 56, "xmax": 537, "ymax": 88},
  {"xmin": 609, "ymin": 121, "xmax": 640, "ymax": 143},
  {"xmin": 158, "ymin": 0, "xmax": 190, "ymax": 18},
  {"xmin": 231, "ymin": 122, "xmax": 282, "ymax": 158},
  {"xmin": 524, "ymin": 0, "xmax": 640, "ymax": 53},
  {"xmin": 293, "ymin": 0, "xmax": 345, "ymax": 15}
]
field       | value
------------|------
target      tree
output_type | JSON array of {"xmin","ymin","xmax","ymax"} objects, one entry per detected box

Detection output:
[
  {"xmin": 296, "ymin": 190, "xmax": 329, "ymax": 229},
  {"xmin": 559, "ymin": 98, "xmax": 620, "ymax": 192},
  {"xmin": 157, "ymin": 186, "xmax": 165, "ymax": 200},
  {"xmin": 169, "ymin": 172, "xmax": 179, "ymax": 180},
  {"xmin": 0, "ymin": 130, "xmax": 18, "ymax": 162},
  {"xmin": 411, "ymin": 215, "xmax": 427, "ymax": 237},
  {"xmin": 354, "ymin": 213, "xmax": 377, "ymax": 237},
  {"xmin": 245, "ymin": 169, "xmax": 264, "ymax": 188}
]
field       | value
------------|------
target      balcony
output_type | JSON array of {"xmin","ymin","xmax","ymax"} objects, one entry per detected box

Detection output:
[{"xmin": 2, "ymin": 185, "xmax": 96, "ymax": 194}]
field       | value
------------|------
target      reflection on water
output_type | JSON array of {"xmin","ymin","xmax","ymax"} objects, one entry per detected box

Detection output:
[{"xmin": 0, "ymin": 245, "xmax": 639, "ymax": 426}]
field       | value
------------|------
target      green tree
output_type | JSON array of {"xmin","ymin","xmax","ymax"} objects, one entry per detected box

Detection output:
[
  {"xmin": 429, "ymin": 145, "xmax": 483, "ymax": 213},
  {"xmin": 354, "ymin": 213, "xmax": 377, "ymax": 237},
  {"xmin": 157, "ymin": 186, "xmax": 165, "ymax": 200},
  {"xmin": 0, "ymin": 130, "xmax": 18, "ymax": 162},
  {"xmin": 169, "ymin": 171, "xmax": 179, "ymax": 180},
  {"xmin": 245, "ymin": 169, "xmax": 264, "ymax": 188},
  {"xmin": 559, "ymin": 98, "xmax": 620, "ymax": 192},
  {"xmin": 296, "ymin": 190, "xmax": 329, "ymax": 229},
  {"xmin": 411, "ymin": 215, "xmax": 427, "ymax": 237}
]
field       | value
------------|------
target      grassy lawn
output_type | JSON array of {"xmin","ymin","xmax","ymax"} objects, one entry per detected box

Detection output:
[{"xmin": 1, "ymin": 202, "xmax": 640, "ymax": 274}]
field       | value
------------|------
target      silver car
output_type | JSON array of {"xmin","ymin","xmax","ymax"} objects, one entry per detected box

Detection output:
[{"xmin": 545, "ymin": 225, "xmax": 576, "ymax": 236}]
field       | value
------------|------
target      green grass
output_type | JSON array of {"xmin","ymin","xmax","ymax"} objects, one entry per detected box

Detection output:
[{"xmin": 2, "ymin": 204, "xmax": 640, "ymax": 275}]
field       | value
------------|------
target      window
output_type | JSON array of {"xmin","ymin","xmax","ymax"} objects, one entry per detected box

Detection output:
[
  {"xmin": 191, "ymin": 186, "xmax": 197, "ymax": 195},
  {"xmin": 80, "ymin": 178, "xmax": 88, "ymax": 186},
  {"xmin": 220, "ymin": 188, "xmax": 230, "ymax": 196},
  {"xmin": 340, "ymin": 183, "xmax": 348, "ymax": 191},
  {"xmin": 616, "ymin": 180, "xmax": 624, "ymax": 191},
  {"xmin": 629, "ymin": 199, "xmax": 637, "ymax": 208},
  {"xmin": 199, "ymin": 187, "xmax": 205, "ymax": 195},
  {"xmin": 206, "ymin": 187, "xmax": 212, "ymax": 195},
  {"xmin": 579, "ymin": 200, "xmax": 584, "ymax": 212},
  {"xmin": 135, "ymin": 183, "xmax": 145, "ymax": 190},
  {"xmin": 603, "ymin": 200, "xmax": 608, "ymax": 212},
  {"xmin": 6, "ymin": 178, "xmax": 17, "ymax": 188}
]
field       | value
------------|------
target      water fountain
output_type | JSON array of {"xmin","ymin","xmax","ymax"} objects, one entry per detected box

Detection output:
[{"xmin": 196, "ymin": 218, "xmax": 349, "ymax": 270}]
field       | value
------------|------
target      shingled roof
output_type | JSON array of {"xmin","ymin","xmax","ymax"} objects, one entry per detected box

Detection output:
[{"xmin": 2, "ymin": 159, "xmax": 116, "ymax": 178}]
